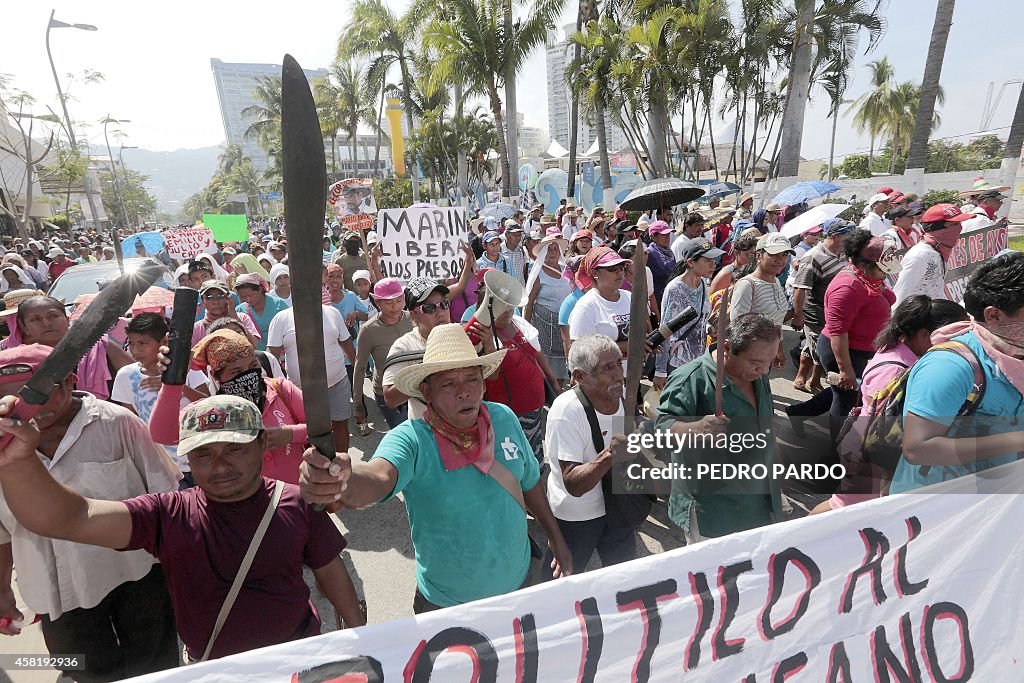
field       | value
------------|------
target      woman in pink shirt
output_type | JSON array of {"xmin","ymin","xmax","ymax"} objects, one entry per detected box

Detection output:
[
  {"xmin": 149, "ymin": 329, "xmax": 308, "ymax": 484},
  {"xmin": 822, "ymin": 295, "xmax": 968, "ymax": 511}
]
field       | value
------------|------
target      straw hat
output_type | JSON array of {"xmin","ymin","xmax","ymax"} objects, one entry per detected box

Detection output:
[
  {"xmin": 959, "ymin": 176, "xmax": 1010, "ymax": 198},
  {"xmin": 0, "ymin": 289, "xmax": 45, "ymax": 317},
  {"xmin": 538, "ymin": 233, "xmax": 568, "ymax": 254},
  {"xmin": 393, "ymin": 324, "xmax": 506, "ymax": 400}
]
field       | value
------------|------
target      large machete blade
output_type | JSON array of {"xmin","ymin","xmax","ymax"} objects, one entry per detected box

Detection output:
[
  {"xmin": 281, "ymin": 54, "xmax": 334, "ymax": 462},
  {"xmin": 0, "ymin": 261, "xmax": 165, "ymax": 447}
]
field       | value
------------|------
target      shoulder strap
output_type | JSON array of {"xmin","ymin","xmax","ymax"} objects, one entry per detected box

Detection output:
[
  {"xmin": 199, "ymin": 479, "xmax": 285, "ymax": 662},
  {"xmin": 487, "ymin": 458, "xmax": 526, "ymax": 513},
  {"xmin": 382, "ymin": 350, "xmax": 425, "ymax": 372},
  {"xmin": 573, "ymin": 386, "xmax": 605, "ymax": 454},
  {"xmin": 861, "ymin": 359, "xmax": 909, "ymax": 385},
  {"xmin": 931, "ymin": 341, "xmax": 987, "ymax": 414}
]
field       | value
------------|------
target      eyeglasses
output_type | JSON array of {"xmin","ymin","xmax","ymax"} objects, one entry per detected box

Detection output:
[
  {"xmin": 597, "ymin": 263, "xmax": 627, "ymax": 273},
  {"xmin": 203, "ymin": 293, "xmax": 229, "ymax": 300},
  {"xmin": 415, "ymin": 300, "xmax": 451, "ymax": 314}
]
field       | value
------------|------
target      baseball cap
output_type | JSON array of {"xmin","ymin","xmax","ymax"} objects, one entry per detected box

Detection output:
[
  {"xmin": 920, "ymin": 203, "xmax": 973, "ymax": 224},
  {"xmin": 822, "ymin": 218, "xmax": 854, "ymax": 235},
  {"xmin": 867, "ymin": 193, "xmax": 890, "ymax": 205},
  {"xmin": 178, "ymin": 395, "xmax": 264, "ymax": 455},
  {"xmin": 343, "ymin": 231, "xmax": 361, "ymax": 242},
  {"xmin": 482, "ymin": 230, "xmax": 502, "ymax": 243},
  {"xmin": 683, "ymin": 240, "xmax": 726, "ymax": 261},
  {"xmin": 199, "ymin": 280, "xmax": 231, "ymax": 296},
  {"xmin": 372, "ymin": 277, "xmax": 404, "ymax": 300},
  {"xmin": 365, "ymin": 231, "xmax": 380, "ymax": 245},
  {"xmin": 976, "ymin": 189, "xmax": 1007, "ymax": 201},
  {"xmin": 803, "ymin": 225, "xmax": 824, "ymax": 235},
  {"xmin": 757, "ymin": 232, "xmax": 796, "ymax": 255},
  {"xmin": 591, "ymin": 249, "xmax": 628, "ymax": 270},
  {"xmin": 352, "ymin": 269, "xmax": 371, "ymax": 284},
  {"xmin": 570, "ymin": 229, "xmax": 593, "ymax": 243},
  {"xmin": 505, "ymin": 223, "xmax": 524, "ymax": 234},
  {"xmin": 404, "ymin": 277, "xmax": 449, "ymax": 309},
  {"xmin": 261, "ymin": 235, "xmax": 273, "ymax": 243},
  {"xmin": 0, "ymin": 343, "xmax": 53, "ymax": 384},
  {"xmin": 861, "ymin": 237, "xmax": 903, "ymax": 276},
  {"xmin": 648, "ymin": 220, "xmax": 672, "ymax": 235},
  {"xmin": 504, "ymin": 219, "xmax": 519, "ymax": 229},
  {"xmin": 48, "ymin": 247, "xmax": 64, "ymax": 258}
]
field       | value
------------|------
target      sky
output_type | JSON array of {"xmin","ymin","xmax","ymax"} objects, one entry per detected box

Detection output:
[{"xmin": 2, "ymin": 0, "xmax": 1022, "ymax": 166}]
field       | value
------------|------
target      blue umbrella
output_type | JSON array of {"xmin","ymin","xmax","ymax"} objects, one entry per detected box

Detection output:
[
  {"xmin": 771, "ymin": 181, "xmax": 841, "ymax": 206},
  {"xmin": 121, "ymin": 231, "xmax": 164, "ymax": 255}
]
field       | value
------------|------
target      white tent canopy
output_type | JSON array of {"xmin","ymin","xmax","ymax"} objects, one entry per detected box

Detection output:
[
  {"xmin": 583, "ymin": 139, "xmax": 600, "ymax": 157},
  {"xmin": 545, "ymin": 139, "xmax": 569, "ymax": 158}
]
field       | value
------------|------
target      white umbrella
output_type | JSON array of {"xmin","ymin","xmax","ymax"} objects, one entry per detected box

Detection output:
[{"xmin": 780, "ymin": 203, "xmax": 851, "ymax": 239}]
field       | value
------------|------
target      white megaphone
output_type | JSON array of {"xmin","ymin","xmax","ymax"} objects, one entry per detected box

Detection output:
[{"xmin": 464, "ymin": 269, "xmax": 527, "ymax": 343}]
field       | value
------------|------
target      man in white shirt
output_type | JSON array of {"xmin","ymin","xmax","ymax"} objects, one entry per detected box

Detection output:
[
  {"xmin": 859, "ymin": 193, "xmax": 891, "ymax": 236},
  {"xmin": 893, "ymin": 203, "xmax": 973, "ymax": 306},
  {"xmin": 0, "ymin": 344, "xmax": 180, "ymax": 681},
  {"xmin": 267, "ymin": 304, "xmax": 355, "ymax": 451},
  {"xmin": 543, "ymin": 334, "xmax": 636, "ymax": 578},
  {"xmin": 961, "ymin": 189, "xmax": 1010, "ymax": 233}
]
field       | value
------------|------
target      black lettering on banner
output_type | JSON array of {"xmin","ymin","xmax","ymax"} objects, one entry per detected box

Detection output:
[
  {"xmin": 417, "ymin": 213, "xmax": 436, "ymax": 240},
  {"xmin": 451, "ymin": 208, "xmax": 467, "ymax": 237},
  {"xmin": 712, "ymin": 560, "xmax": 755, "ymax": 661},
  {"xmin": 826, "ymin": 641, "xmax": 853, "ymax": 683},
  {"xmin": 381, "ymin": 211, "xmax": 411, "ymax": 239},
  {"xmin": 759, "ymin": 548, "xmax": 821, "ymax": 641},
  {"xmin": 404, "ymin": 627, "xmax": 498, "ymax": 683},
  {"xmin": 871, "ymin": 611, "xmax": 922, "ymax": 683},
  {"xmin": 895, "ymin": 516, "xmax": 929, "ymax": 598},
  {"xmin": 685, "ymin": 571, "xmax": 715, "ymax": 671},
  {"xmin": 513, "ymin": 613, "xmax": 538, "ymax": 683},
  {"xmin": 575, "ymin": 598, "xmax": 604, "ymax": 683},
  {"xmin": 429, "ymin": 209, "xmax": 451, "ymax": 239},
  {"xmin": 407, "ymin": 242, "xmax": 422, "ymax": 257},
  {"xmin": 772, "ymin": 652, "xmax": 808, "ymax": 682},
  {"xmin": 922, "ymin": 602, "xmax": 974, "ymax": 682},
  {"xmin": 838, "ymin": 528, "xmax": 890, "ymax": 614},
  {"xmin": 293, "ymin": 656, "xmax": 384, "ymax": 683},
  {"xmin": 616, "ymin": 579, "xmax": 678, "ymax": 683},
  {"xmin": 424, "ymin": 242, "xmax": 439, "ymax": 258}
]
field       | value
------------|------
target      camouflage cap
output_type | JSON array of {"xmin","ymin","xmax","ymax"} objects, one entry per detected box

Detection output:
[{"xmin": 178, "ymin": 395, "xmax": 263, "ymax": 455}]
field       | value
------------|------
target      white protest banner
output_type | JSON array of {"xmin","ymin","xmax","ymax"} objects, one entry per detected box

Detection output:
[
  {"xmin": 130, "ymin": 460, "xmax": 1024, "ymax": 682},
  {"xmin": 162, "ymin": 227, "xmax": 217, "ymax": 260},
  {"xmin": 377, "ymin": 206, "xmax": 469, "ymax": 281}
]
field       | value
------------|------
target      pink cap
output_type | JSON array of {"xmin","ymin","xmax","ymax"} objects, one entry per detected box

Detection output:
[
  {"xmin": 372, "ymin": 277, "xmax": 404, "ymax": 300},
  {"xmin": 0, "ymin": 344, "xmax": 53, "ymax": 385},
  {"xmin": 234, "ymin": 273, "xmax": 268, "ymax": 292},
  {"xmin": 648, "ymin": 220, "xmax": 672, "ymax": 235},
  {"xmin": 593, "ymin": 250, "xmax": 628, "ymax": 269}
]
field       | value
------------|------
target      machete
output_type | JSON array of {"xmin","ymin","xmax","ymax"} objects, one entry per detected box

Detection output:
[
  {"xmin": 623, "ymin": 243, "xmax": 647, "ymax": 431},
  {"xmin": 280, "ymin": 54, "xmax": 335, "ymax": 465},
  {"xmin": 0, "ymin": 261, "xmax": 165, "ymax": 448}
]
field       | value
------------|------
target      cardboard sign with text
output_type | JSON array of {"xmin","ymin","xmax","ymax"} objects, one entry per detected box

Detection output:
[
  {"xmin": 943, "ymin": 222, "xmax": 1009, "ymax": 302},
  {"xmin": 162, "ymin": 227, "xmax": 217, "ymax": 260},
  {"xmin": 129, "ymin": 460, "xmax": 1024, "ymax": 683},
  {"xmin": 376, "ymin": 206, "xmax": 469, "ymax": 281}
]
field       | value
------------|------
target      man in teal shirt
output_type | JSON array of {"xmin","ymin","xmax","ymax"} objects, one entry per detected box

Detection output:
[
  {"xmin": 234, "ymin": 273, "xmax": 290, "ymax": 351},
  {"xmin": 299, "ymin": 323, "xmax": 573, "ymax": 611},
  {"xmin": 656, "ymin": 314, "xmax": 783, "ymax": 542}
]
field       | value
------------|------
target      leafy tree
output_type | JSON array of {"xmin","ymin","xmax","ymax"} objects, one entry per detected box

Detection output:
[
  {"xmin": 922, "ymin": 188, "xmax": 959, "ymax": 208},
  {"xmin": 372, "ymin": 176, "xmax": 414, "ymax": 208},
  {"xmin": 99, "ymin": 169, "xmax": 157, "ymax": 227}
]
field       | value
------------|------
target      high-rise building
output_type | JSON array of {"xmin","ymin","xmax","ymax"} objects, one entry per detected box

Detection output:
[
  {"xmin": 545, "ymin": 25, "xmax": 629, "ymax": 157},
  {"xmin": 210, "ymin": 58, "xmax": 328, "ymax": 173}
]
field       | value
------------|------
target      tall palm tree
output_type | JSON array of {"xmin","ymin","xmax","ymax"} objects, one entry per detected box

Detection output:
[
  {"xmin": 881, "ymin": 81, "xmax": 943, "ymax": 173},
  {"xmin": 776, "ymin": 0, "xmax": 884, "ymax": 179},
  {"xmin": 314, "ymin": 77, "xmax": 343, "ymax": 179},
  {"xmin": 566, "ymin": 0, "xmax": 597, "ymax": 198},
  {"xmin": 849, "ymin": 58, "xmax": 894, "ymax": 172},
  {"xmin": 333, "ymin": 60, "xmax": 379, "ymax": 177},
  {"xmin": 568, "ymin": 17, "xmax": 619, "ymax": 198},
  {"xmin": 241, "ymin": 76, "xmax": 282, "ymax": 151},
  {"xmin": 905, "ymin": 0, "xmax": 955, "ymax": 175},
  {"xmin": 340, "ymin": 0, "xmax": 425, "ymax": 200},
  {"xmin": 423, "ymin": 0, "xmax": 565, "ymax": 199}
]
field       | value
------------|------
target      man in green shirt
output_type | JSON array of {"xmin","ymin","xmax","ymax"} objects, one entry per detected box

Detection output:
[{"xmin": 656, "ymin": 313, "xmax": 783, "ymax": 543}]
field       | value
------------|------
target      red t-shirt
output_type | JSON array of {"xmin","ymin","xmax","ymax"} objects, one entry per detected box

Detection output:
[
  {"xmin": 822, "ymin": 269, "xmax": 895, "ymax": 352},
  {"xmin": 121, "ymin": 478, "xmax": 346, "ymax": 660},
  {"xmin": 48, "ymin": 259, "xmax": 74, "ymax": 280}
]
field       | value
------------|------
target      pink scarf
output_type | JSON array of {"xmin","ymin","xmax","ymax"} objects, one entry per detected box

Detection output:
[
  {"xmin": 923, "ymin": 224, "xmax": 963, "ymax": 261},
  {"xmin": 424, "ymin": 404, "xmax": 496, "ymax": 474},
  {"xmin": 932, "ymin": 320, "xmax": 1024, "ymax": 397}
]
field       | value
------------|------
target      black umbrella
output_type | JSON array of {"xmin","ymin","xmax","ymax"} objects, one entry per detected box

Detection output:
[{"xmin": 619, "ymin": 177, "xmax": 705, "ymax": 211}]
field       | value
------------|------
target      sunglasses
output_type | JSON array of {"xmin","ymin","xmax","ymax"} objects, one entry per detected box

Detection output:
[
  {"xmin": 203, "ymin": 292, "xmax": 230, "ymax": 300},
  {"xmin": 597, "ymin": 263, "xmax": 627, "ymax": 273},
  {"xmin": 415, "ymin": 300, "xmax": 451, "ymax": 314}
]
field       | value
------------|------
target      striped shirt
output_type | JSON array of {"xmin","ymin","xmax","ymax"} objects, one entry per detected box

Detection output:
[{"xmin": 791, "ymin": 244, "xmax": 847, "ymax": 328}]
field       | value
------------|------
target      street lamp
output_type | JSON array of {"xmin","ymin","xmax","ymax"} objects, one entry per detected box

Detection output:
[{"xmin": 46, "ymin": 9, "xmax": 100, "ymax": 230}]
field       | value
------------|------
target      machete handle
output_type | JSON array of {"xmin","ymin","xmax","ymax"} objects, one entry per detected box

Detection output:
[
  {"xmin": 307, "ymin": 431, "xmax": 337, "ymax": 512},
  {"xmin": 162, "ymin": 287, "xmax": 200, "ymax": 386},
  {"xmin": 0, "ymin": 398, "xmax": 44, "ymax": 451}
]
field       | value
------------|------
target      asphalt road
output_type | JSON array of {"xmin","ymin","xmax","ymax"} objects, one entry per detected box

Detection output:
[{"xmin": 0, "ymin": 327, "xmax": 830, "ymax": 682}]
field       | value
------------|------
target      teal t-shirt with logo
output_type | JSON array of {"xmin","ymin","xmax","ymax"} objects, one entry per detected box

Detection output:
[{"xmin": 373, "ymin": 401, "xmax": 539, "ymax": 607}]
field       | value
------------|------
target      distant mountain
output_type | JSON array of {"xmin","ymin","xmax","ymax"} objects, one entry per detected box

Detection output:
[{"xmin": 93, "ymin": 144, "xmax": 223, "ymax": 215}]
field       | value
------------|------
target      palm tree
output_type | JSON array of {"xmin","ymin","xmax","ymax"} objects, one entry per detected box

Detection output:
[
  {"xmin": 333, "ymin": 60, "xmax": 379, "ymax": 177},
  {"xmin": 314, "ymin": 77, "xmax": 343, "ymax": 179},
  {"xmin": 423, "ymin": 0, "xmax": 565, "ymax": 199},
  {"xmin": 566, "ymin": 0, "xmax": 597, "ymax": 198},
  {"xmin": 568, "ymin": 17, "xmax": 618, "ymax": 198},
  {"xmin": 776, "ymin": 0, "xmax": 884, "ymax": 179},
  {"xmin": 241, "ymin": 76, "xmax": 282, "ymax": 151},
  {"xmin": 881, "ymin": 81, "xmax": 943, "ymax": 174},
  {"xmin": 340, "ymin": 0, "xmax": 424, "ymax": 200},
  {"xmin": 905, "ymin": 0, "xmax": 955, "ymax": 176},
  {"xmin": 849, "ymin": 58, "xmax": 894, "ymax": 172}
]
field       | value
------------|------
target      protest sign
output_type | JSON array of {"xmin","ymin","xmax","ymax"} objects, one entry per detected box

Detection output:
[
  {"xmin": 329, "ymin": 178, "xmax": 377, "ymax": 217},
  {"xmin": 341, "ymin": 212, "xmax": 375, "ymax": 233},
  {"xmin": 943, "ymin": 221, "xmax": 1009, "ymax": 302},
  {"xmin": 202, "ymin": 214, "xmax": 250, "ymax": 242},
  {"xmin": 130, "ymin": 460, "xmax": 1024, "ymax": 683},
  {"xmin": 162, "ymin": 226, "xmax": 217, "ymax": 260},
  {"xmin": 376, "ymin": 206, "xmax": 469, "ymax": 281}
]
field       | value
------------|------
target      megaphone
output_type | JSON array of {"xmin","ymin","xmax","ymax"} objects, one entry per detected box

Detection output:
[{"xmin": 464, "ymin": 269, "xmax": 527, "ymax": 343}]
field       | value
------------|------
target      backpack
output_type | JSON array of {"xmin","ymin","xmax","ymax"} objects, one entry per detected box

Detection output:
[{"xmin": 836, "ymin": 341, "xmax": 986, "ymax": 488}]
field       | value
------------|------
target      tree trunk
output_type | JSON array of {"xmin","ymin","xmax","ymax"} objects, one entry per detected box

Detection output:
[
  {"xmin": 999, "ymin": 82, "xmax": 1024, "ymax": 217},
  {"xmin": 906, "ymin": 0, "xmax": 955, "ymax": 171},
  {"xmin": 595, "ymin": 101, "xmax": 613, "ymax": 207},
  {"xmin": 490, "ymin": 88, "xmax": 512, "ymax": 200},
  {"xmin": 330, "ymin": 135, "xmax": 337, "ymax": 181},
  {"xmin": 503, "ymin": 0, "xmax": 519, "ymax": 203},
  {"xmin": 398, "ymin": 55, "xmax": 420, "ymax": 202},
  {"xmin": 352, "ymin": 133, "xmax": 360, "ymax": 177},
  {"xmin": 566, "ymin": 11, "xmax": 583, "ymax": 201},
  {"xmin": 374, "ymin": 78, "xmax": 385, "ymax": 177},
  {"xmin": 455, "ymin": 82, "xmax": 470, "ymax": 208},
  {"xmin": 776, "ymin": 0, "xmax": 815, "ymax": 178},
  {"xmin": 648, "ymin": 95, "xmax": 669, "ymax": 178}
]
